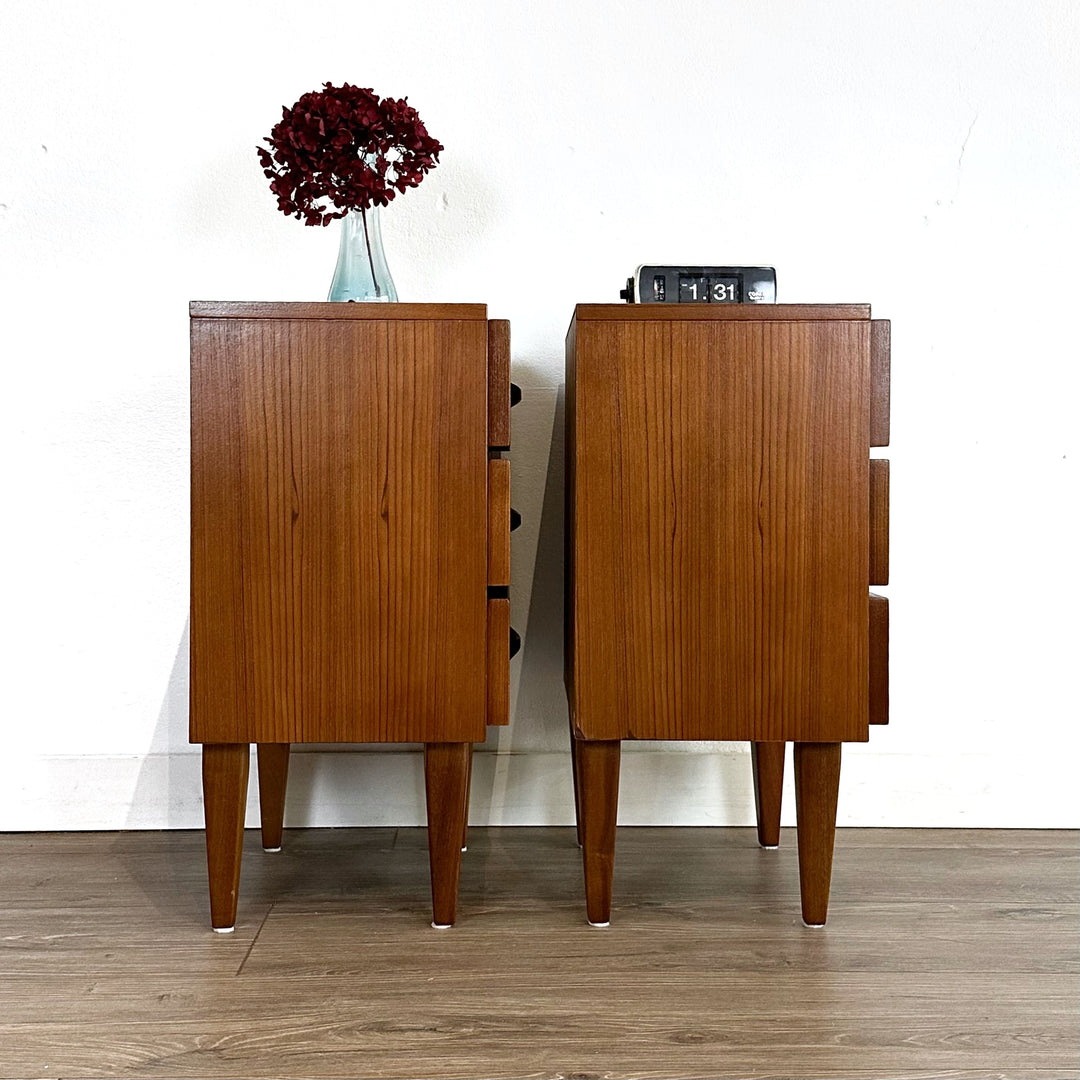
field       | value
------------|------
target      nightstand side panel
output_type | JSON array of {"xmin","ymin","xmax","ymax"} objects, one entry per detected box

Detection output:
[
  {"xmin": 191, "ymin": 313, "xmax": 488, "ymax": 744},
  {"xmin": 569, "ymin": 313, "xmax": 870, "ymax": 743}
]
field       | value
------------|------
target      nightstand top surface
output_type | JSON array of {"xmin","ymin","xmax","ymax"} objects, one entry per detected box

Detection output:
[
  {"xmin": 570, "ymin": 303, "xmax": 871, "ymax": 328},
  {"xmin": 190, "ymin": 301, "xmax": 489, "ymax": 321}
]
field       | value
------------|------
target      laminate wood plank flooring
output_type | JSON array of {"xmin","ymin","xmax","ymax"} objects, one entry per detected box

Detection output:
[{"xmin": 0, "ymin": 827, "xmax": 1075, "ymax": 1079}]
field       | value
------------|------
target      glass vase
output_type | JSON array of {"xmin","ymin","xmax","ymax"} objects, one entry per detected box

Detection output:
[{"xmin": 327, "ymin": 206, "xmax": 398, "ymax": 302}]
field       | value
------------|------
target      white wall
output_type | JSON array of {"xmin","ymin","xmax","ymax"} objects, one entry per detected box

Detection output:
[{"xmin": 1, "ymin": 0, "xmax": 1076, "ymax": 830}]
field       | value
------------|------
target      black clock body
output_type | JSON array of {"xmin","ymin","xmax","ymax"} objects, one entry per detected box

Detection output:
[{"xmin": 622, "ymin": 265, "xmax": 777, "ymax": 304}]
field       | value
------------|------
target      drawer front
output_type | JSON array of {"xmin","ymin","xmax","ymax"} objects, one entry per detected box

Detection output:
[
  {"xmin": 870, "ymin": 458, "xmax": 890, "ymax": 586},
  {"xmin": 486, "ymin": 597, "xmax": 511, "ymax": 726},
  {"xmin": 488, "ymin": 319, "xmax": 511, "ymax": 449},
  {"xmin": 869, "ymin": 593, "xmax": 889, "ymax": 725},
  {"xmin": 485, "ymin": 317, "xmax": 514, "ymax": 726},
  {"xmin": 488, "ymin": 458, "xmax": 511, "ymax": 587},
  {"xmin": 871, "ymin": 319, "xmax": 890, "ymax": 447}
]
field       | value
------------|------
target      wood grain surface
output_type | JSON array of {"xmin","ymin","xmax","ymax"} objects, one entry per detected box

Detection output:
[
  {"xmin": 487, "ymin": 458, "xmax": 511, "ymax": 586},
  {"xmin": 190, "ymin": 302, "xmax": 489, "ymax": 321},
  {"xmin": 486, "ymin": 598, "xmax": 510, "ymax": 727},
  {"xmin": 869, "ymin": 594, "xmax": 889, "ymax": 725},
  {"xmin": 870, "ymin": 458, "xmax": 890, "ymax": 586},
  {"xmin": 256, "ymin": 743, "xmax": 290, "ymax": 850},
  {"xmin": 423, "ymin": 743, "xmax": 471, "ymax": 927},
  {"xmin": 572, "ymin": 304, "xmax": 872, "ymax": 322},
  {"xmin": 576, "ymin": 739, "xmax": 622, "ymax": 925},
  {"xmin": 567, "ymin": 313, "xmax": 871, "ymax": 742},
  {"xmin": 751, "ymin": 741, "xmax": 786, "ymax": 847},
  {"xmin": 190, "ymin": 314, "xmax": 489, "ymax": 744},
  {"xmin": 794, "ymin": 742, "xmax": 842, "ymax": 925},
  {"xmin": 0, "ymin": 828, "xmax": 1075, "ymax": 1079},
  {"xmin": 870, "ymin": 319, "xmax": 891, "ymax": 447},
  {"xmin": 486, "ymin": 319, "xmax": 511, "ymax": 448},
  {"xmin": 201, "ymin": 745, "xmax": 249, "ymax": 929}
]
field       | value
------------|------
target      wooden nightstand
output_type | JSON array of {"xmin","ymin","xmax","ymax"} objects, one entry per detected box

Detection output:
[
  {"xmin": 190, "ymin": 302, "xmax": 513, "ymax": 930},
  {"xmin": 565, "ymin": 304, "xmax": 890, "ymax": 926}
]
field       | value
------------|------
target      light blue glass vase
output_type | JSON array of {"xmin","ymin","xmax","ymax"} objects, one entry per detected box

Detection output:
[{"xmin": 327, "ymin": 206, "xmax": 398, "ymax": 302}]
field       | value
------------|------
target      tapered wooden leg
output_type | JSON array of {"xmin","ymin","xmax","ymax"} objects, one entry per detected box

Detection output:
[
  {"xmin": 461, "ymin": 743, "xmax": 474, "ymax": 852},
  {"xmin": 794, "ymin": 742, "xmax": 842, "ymax": 926},
  {"xmin": 424, "ymin": 742, "xmax": 471, "ymax": 928},
  {"xmin": 577, "ymin": 738, "xmax": 621, "ymax": 927},
  {"xmin": 256, "ymin": 743, "xmax": 290, "ymax": 851},
  {"xmin": 751, "ymin": 741, "xmax": 786, "ymax": 848},
  {"xmin": 569, "ymin": 733, "xmax": 584, "ymax": 847},
  {"xmin": 201, "ymin": 743, "xmax": 250, "ymax": 932}
]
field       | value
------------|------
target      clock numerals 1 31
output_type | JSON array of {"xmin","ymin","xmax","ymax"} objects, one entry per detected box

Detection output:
[{"xmin": 677, "ymin": 274, "xmax": 740, "ymax": 303}]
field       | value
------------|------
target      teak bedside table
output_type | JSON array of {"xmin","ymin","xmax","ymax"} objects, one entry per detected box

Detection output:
[
  {"xmin": 190, "ymin": 302, "xmax": 513, "ymax": 931},
  {"xmin": 564, "ymin": 304, "xmax": 890, "ymax": 926}
]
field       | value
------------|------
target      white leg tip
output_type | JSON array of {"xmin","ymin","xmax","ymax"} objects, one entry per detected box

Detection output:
[
  {"xmin": 431, "ymin": 922, "xmax": 453, "ymax": 930},
  {"xmin": 461, "ymin": 845, "xmax": 468, "ymax": 853},
  {"xmin": 212, "ymin": 925, "xmax": 235, "ymax": 934},
  {"xmin": 587, "ymin": 920, "xmax": 610, "ymax": 928},
  {"xmin": 760, "ymin": 844, "xmax": 779, "ymax": 850},
  {"xmin": 263, "ymin": 846, "xmax": 282, "ymax": 853},
  {"xmin": 802, "ymin": 920, "xmax": 826, "ymax": 929}
]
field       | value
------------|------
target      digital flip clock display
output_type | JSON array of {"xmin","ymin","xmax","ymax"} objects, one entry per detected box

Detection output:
[{"xmin": 623, "ymin": 266, "xmax": 777, "ymax": 304}]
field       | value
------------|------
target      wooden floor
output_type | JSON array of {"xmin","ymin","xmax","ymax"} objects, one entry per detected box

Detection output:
[{"xmin": 0, "ymin": 828, "xmax": 1076, "ymax": 1080}]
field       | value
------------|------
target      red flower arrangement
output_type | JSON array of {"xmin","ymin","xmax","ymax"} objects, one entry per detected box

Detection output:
[{"xmin": 257, "ymin": 82, "xmax": 444, "ymax": 227}]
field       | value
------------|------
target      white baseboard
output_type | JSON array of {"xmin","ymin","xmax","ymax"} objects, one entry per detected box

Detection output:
[{"xmin": 3, "ymin": 747, "xmax": 1075, "ymax": 830}]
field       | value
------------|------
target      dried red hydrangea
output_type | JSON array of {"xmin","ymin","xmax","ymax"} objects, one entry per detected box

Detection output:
[{"xmin": 257, "ymin": 82, "xmax": 444, "ymax": 226}]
